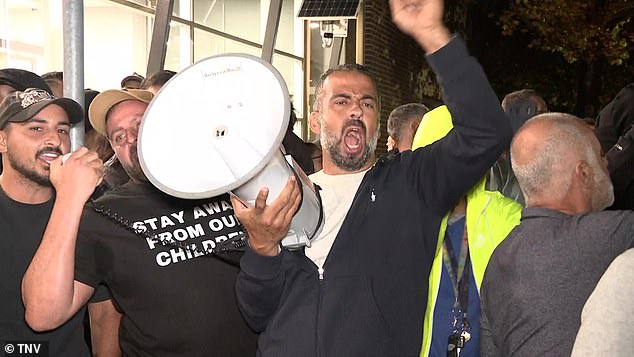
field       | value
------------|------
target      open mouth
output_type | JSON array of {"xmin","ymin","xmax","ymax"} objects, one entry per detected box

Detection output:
[
  {"xmin": 37, "ymin": 150, "xmax": 62, "ymax": 166},
  {"xmin": 342, "ymin": 125, "xmax": 365, "ymax": 155}
]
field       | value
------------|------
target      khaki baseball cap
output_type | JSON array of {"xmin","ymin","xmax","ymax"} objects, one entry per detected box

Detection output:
[{"xmin": 88, "ymin": 89, "xmax": 153, "ymax": 137}]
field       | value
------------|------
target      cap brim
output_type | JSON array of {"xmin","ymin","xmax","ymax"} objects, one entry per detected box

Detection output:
[
  {"xmin": 8, "ymin": 97, "xmax": 83, "ymax": 126},
  {"xmin": 50, "ymin": 98, "xmax": 84, "ymax": 124},
  {"xmin": 89, "ymin": 89, "xmax": 153, "ymax": 136}
]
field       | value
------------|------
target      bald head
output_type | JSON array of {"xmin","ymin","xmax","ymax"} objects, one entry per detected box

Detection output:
[{"xmin": 511, "ymin": 113, "xmax": 613, "ymax": 213}]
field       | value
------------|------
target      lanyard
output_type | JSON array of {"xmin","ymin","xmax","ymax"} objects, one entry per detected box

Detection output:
[{"xmin": 441, "ymin": 220, "xmax": 471, "ymax": 314}]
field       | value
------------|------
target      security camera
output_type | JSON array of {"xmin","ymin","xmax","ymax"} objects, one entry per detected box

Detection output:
[
  {"xmin": 319, "ymin": 19, "xmax": 349, "ymax": 48},
  {"xmin": 321, "ymin": 32, "xmax": 334, "ymax": 48},
  {"xmin": 320, "ymin": 22, "xmax": 335, "ymax": 48}
]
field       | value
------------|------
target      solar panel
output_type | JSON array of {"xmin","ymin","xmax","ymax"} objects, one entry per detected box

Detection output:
[{"xmin": 297, "ymin": 0, "xmax": 360, "ymax": 19}]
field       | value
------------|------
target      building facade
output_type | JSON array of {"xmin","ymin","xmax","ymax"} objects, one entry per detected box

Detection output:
[{"xmin": 0, "ymin": 0, "xmax": 443, "ymax": 150}]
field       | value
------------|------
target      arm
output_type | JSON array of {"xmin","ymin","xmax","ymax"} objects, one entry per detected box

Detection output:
[
  {"xmin": 235, "ymin": 249, "xmax": 287, "ymax": 332},
  {"xmin": 231, "ymin": 176, "xmax": 301, "ymax": 330},
  {"xmin": 88, "ymin": 299, "xmax": 122, "ymax": 357},
  {"xmin": 480, "ymin": 297, "xmax": 500, "ymax": 356},
  {"xmin": 391, "ymin": 0, "xmax": 513, "ymax": 215},
  {"xmin": 22, "ymin": 147, "xmax": 103, "ymax": 330},
  {"xmin": 605, "ymin": 124, "xmax": 634, "ymax": 209}
]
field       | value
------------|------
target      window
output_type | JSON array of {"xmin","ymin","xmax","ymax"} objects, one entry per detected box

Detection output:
[{"xmin": 0, "ymin": 0, "xmax": 306, "ymax": 126}]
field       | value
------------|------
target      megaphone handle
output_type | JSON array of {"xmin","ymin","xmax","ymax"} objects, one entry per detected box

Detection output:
[
  {"xmin": 282, "ymin": 150, "xmax": 325, "ymax": 240},
  {"xmin": 281, "ymin": 150, "xmax": 306, "ymax": 213}
]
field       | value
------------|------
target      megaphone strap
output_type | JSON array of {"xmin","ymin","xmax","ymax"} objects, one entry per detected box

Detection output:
[{"xmin": 308, "ymin": 183, "xmax": 324, "ymax": 241}]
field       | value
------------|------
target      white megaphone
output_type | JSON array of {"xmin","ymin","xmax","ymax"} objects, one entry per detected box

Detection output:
[{"xmin": 137, "ymin": 54, "xmax": 323, "ymax": 249}]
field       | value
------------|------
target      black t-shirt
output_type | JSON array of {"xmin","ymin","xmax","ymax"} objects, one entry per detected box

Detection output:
[
  {"xmin": 0, "ymin": 188, "xmax": 90, "ymax": 356},
  {"xmin": 75, "ymin": 181, "xmax": 257, "ymax": 356}
]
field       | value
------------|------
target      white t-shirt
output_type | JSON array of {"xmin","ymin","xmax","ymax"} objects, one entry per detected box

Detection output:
[{"xmin": 305, "ymin": 169, "xmax": 369, "ymax": 269}]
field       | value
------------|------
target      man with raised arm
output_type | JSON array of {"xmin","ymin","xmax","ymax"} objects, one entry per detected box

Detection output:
[{"xmin": 231, "ymin": 0, "xmax": 513, "ymax": 355}]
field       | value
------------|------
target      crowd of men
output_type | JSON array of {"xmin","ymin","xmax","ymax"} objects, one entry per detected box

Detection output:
[{"xmin": 1, "ymin": 0, "xmax": 633, "ymax": 356}]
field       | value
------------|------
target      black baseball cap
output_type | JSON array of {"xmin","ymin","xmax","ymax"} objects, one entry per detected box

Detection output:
[
  {"xmin": 0, "ymin": 88, "xmax": 83, "ymax": 129},
  {"xmin": 0, "ymin": 68, "xmax": 52, "ymax": 93}
]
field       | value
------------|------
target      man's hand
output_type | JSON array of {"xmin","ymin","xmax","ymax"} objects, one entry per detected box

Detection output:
[
  {"xmin": 231, "ymin": 176, "xmax": 302, "ymax": 256},
  {"xmin": 49, "ymin": 147, "xmax": 103, "ymax": 204},
  {"xmin": 390, "ymin": 0, "xmax": 451, "ymax": 54}
]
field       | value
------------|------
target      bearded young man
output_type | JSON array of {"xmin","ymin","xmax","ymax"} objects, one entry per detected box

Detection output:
[
  {"xmin": 230, "ymin": 0, "xmax": 513, "ymax": 355},
  {"xmin": 0, "ymin": 88, "xmax": 119, "ymax": 356},
  {"xmin": 0, "ymin": 69, "xmax": 54, "ymax": 175}
]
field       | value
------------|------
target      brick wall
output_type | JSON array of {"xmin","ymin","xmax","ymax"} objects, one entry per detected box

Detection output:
[{"xmin": 362, "ymin": 1, "xmax": 443, "ymax": 156}]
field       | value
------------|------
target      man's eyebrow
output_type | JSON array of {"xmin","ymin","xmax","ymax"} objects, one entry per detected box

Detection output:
[
  {"xmin": 331, "ymin": 93, "xmax": 352, "ymax": 100},
  {"xmin": 109, "ymin": 127, "xmax": 124, "ymax": 137},
  {"xmin": 27, "ymin": 118, "xmax": 71, "ymax": 126}
]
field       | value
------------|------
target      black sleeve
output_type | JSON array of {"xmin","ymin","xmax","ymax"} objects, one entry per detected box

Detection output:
[
  {"xmin": 605, "ymin": 124, "xmax": 634, "ymax": 210},
  {"xmin": 88, "ymin": 284, "xmax": 112, "ymax": 303},
  {"xmin": 406, "ymin": 37, "xmax": 513, "ymax": 215},
  {"xmin": 74, "ymin": 209, "xmax": 105, "ymax": 288},
  {"xmin": 235, "ymin": 246, "xmax": 287, "ymax": 332}
]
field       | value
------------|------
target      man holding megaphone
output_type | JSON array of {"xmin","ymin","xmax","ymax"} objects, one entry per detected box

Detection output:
[
  {"xmin": 22, "ymin": 89, "xmax": 259, "ymax": 356},
  {"xmin": 231, "ymin": 0, "xmax": 513, "ymax": 355}
]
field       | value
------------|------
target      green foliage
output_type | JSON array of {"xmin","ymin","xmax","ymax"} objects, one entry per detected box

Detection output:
[{"xmin": 497, "ymin": 0, "xmax": 633, "ymax": 65}]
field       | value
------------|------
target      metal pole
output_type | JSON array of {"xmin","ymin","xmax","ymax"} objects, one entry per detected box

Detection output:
[
  {"xmin": 261, "ymin": 0, "xmax": 283, "ymax": 63},
  {"xmin": 146, "ymin": 0, "xmax": 175, "ymax": 77},
  {"xmin": 63, "ymin": 0, "xmax": 85, "ymax": 151}
]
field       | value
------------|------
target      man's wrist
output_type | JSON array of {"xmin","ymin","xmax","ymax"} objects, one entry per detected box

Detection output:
[
  {"xmin": 414, "ymin": 25, "xmax": 452, "ymax": 54},
  {"xmin": 55, "ymin": 189, "xmax": 90, "ymax": 210},
  {"xmin": 248, "ymin": 238, "xmax": 281, "ymax": 257}
]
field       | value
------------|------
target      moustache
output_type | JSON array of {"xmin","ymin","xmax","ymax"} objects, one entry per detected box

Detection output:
[
  {"xmin": 129, "ymin": 144, "xmax": 140, "ymax": 160},
  {"xmin": 342, "ymin": 119, "xmax": 367, "ymax": 133},
  {"xmin": 36, "ymin": 146, "xmax": 63, "ymax": 158}
]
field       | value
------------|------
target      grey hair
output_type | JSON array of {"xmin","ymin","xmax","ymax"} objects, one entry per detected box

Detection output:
[
  {"xmin": 511, "ymin": 113, "xmax": 594, "ymax": 205},
  {"xmin": 387, "ymin": 103, "xmax": 429, "ymax": 143}
]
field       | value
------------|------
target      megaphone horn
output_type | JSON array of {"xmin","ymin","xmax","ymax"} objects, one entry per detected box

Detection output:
[{"xmin": 138, "ymin": 54, "xmax": 323, "ymax": 249}]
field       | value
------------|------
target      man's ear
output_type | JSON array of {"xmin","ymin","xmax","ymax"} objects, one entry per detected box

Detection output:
[
  {"xmin": 410, "ymin": 120, "xmax": 421, "ymax": 134},
  {"xmin": 576, "ymin": 160, "xmax": 593, "ymax": 189},
  {"xmin": 309, "ymin": 111, "xmax": 321, "ymax": 135},
  {"xmin": 0, "ymin": 130, "xmax": 7, "ymax": 154}
]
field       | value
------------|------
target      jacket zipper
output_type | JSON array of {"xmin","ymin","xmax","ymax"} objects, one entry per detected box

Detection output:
[{"xmin": 316, "ymin": 266, "xmax": 325, "ymax": 356}]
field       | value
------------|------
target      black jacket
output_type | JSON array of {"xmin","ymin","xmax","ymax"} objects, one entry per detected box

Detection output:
[
  {"xmin": 236, "ymin": 38, "xmax": 512, "ymax": 356},
  {"xmin": 595, "ymin": 83, "xmax": 634, "ymax": 210}
]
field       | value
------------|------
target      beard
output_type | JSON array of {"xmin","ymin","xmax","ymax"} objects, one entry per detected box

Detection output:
[
  {"xmin": 8, "ymin": 146, "xmax": 63, "ymax": 187},
  {"xmin": 320, "ymin": 117, "xmax": 378, "ymax": 172},
  {"xmin": 121, "ymin": 144, "xmax": 147, "ymax": 182},
  {"xmin": 591, "ymin": 163, "xmax": 614, "ymax": 211}
]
